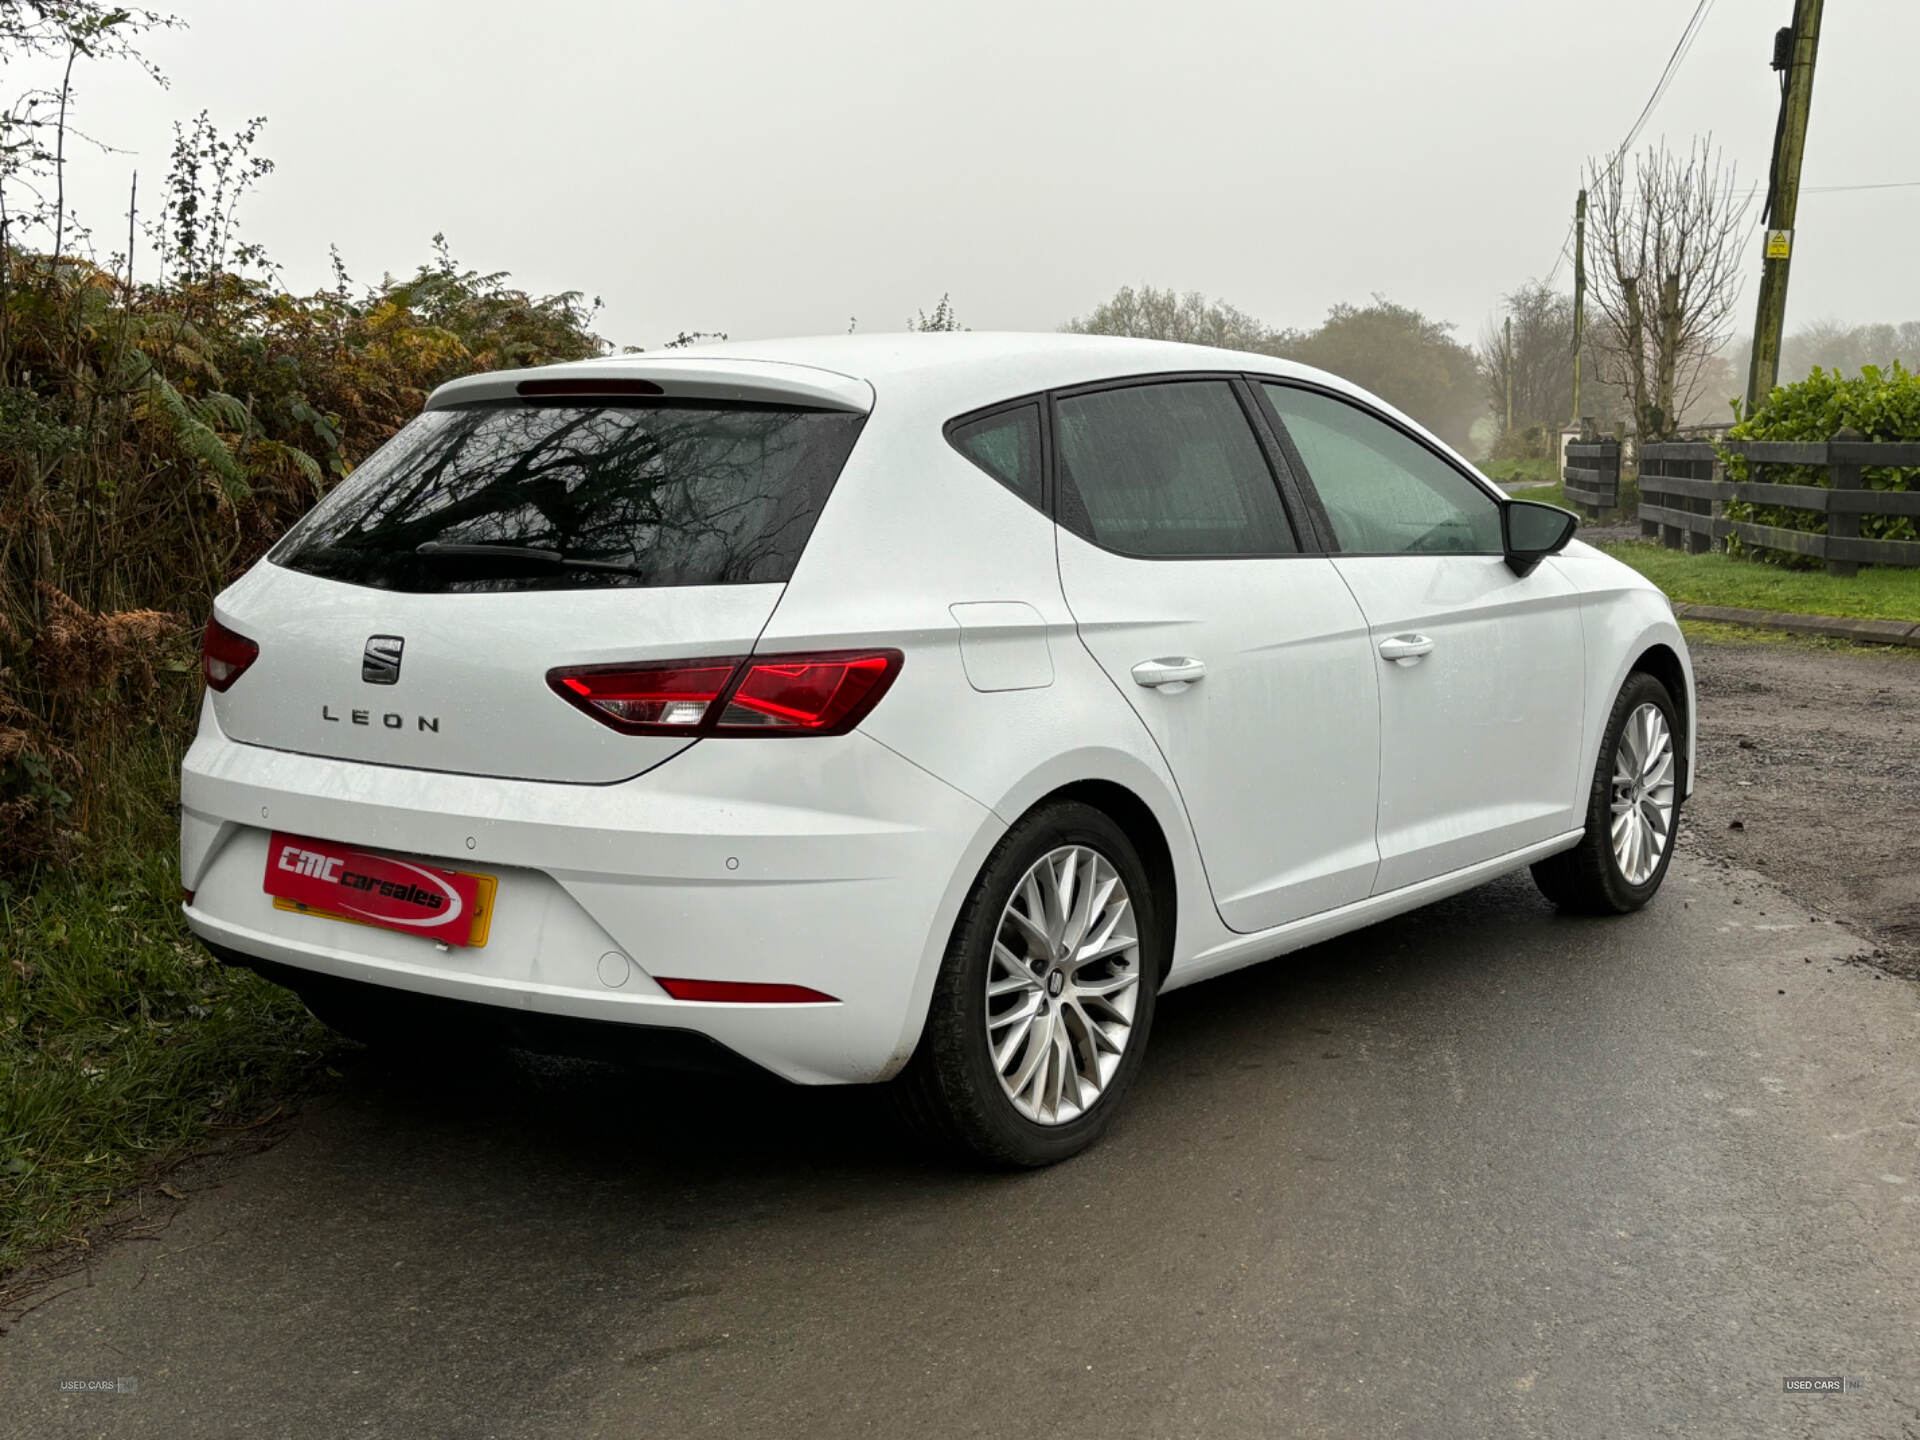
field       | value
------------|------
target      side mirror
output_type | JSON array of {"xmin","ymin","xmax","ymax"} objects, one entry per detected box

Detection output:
[{"xmin": 1502, "ymin": 499, "xmax": 1579, "ymax": 578}]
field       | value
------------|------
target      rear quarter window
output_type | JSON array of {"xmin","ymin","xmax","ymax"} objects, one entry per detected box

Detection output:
[
  {"xmin": 948, "ymin": 404, "xmax": 1044, "ymax": 509},
  {"xmin": 272, "ymin": 402, "xmax": 866, "ymax": 593}
]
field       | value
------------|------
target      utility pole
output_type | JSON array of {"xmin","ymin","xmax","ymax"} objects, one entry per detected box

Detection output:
[
  {"xmin": 1570, "ymin": 189, "xmax": 1586, "ymax": 430},
  {"xmin": 1504, "ymin": 315, "xmax": 1513, "ymax": 432},
  {"xmin": 1745, "ymin": 0, "xmax": 1823, "ymax": 414}
]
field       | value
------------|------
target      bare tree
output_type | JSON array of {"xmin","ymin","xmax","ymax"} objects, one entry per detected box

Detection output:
[
  {"xmin": 1586, "ymin": 139, "xmax": 1750, "ymax": 440},
  {"xmin": 1476, "ymin": 281, "xmax": 1575, "ymax": 435}
]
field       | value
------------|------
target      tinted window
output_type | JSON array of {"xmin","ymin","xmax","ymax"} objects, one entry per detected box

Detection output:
[
  {"xmin": 1054, "ymin": 381, "xmax": 1296, "ymax": 557},
  {"xmin": 273, "ymin": 402, "xmax": 865, "ymax": 593},
  {"xmin": 1261, "ymin": 384, "xmax": 1502, "ymax": 555},
  {"xmin": 950, "ymin": 405, "xmax": 1042, "ymax": 508}
]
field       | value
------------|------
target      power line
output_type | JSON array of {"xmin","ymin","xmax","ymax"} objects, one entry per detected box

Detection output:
[
  {"xmin": 1543, "ymin": 0, "xmax": 1719, "ymax": 289},
  {"xmin": 1611, "ymin": 0, "xmax": 1719, "ymax": 170},
  {"xmin": 1801, "ymin": 180, "xmax": 1920, "ymax": 193}
]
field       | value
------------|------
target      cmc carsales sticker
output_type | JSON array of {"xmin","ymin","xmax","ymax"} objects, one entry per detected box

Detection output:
[{"xmin": 264, "ymin": 832, "xmax": 483, "ymax": 946}]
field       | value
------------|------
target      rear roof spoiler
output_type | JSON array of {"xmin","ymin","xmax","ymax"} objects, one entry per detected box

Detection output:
[{"xmin": 426, "ymin": 357, "xmax": 874, "ymax": 414}]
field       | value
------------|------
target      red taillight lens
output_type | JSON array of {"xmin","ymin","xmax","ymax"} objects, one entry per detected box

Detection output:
[
  {"xmin": 549, "ymin": 658, "xmax": 744, "ymax": 734},
  {"xmin": 655, "ymin": 978, "xmax": 838, "ymax": 1004},
  {"xmin": 202, "ymin": 616, "xmax": 259, "ymax": 692},
  {"xmin": 714, "ymin": 652, "xmax": 900, "ymax": 734},
  {"xmin": 548, "ymin": 650, "xmax": 901, "ymax": 738}
]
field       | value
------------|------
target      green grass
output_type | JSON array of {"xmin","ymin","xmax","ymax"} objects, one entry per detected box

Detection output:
[
  {"xmin": 1, "ymin": 815, "xmax": 335, "ymax": 1276},
  {"xmin": 1679, "ymin": 618, "xmax": 1920, "ymax": 655},
  {"xmin": 1513, "ymin": 479, "xmax": 1570, "ymax": 509},
  {"xmin": 1598, "ymin": 541, "xmax": 1920, "ymax": 624},
  {"xmin": 1479, "ymin": 457, "xmax": 1572, "ymax": 511},
  {"xmin": 1477, "ymin": 455, "xmax": 1560, "ymax": 486}
]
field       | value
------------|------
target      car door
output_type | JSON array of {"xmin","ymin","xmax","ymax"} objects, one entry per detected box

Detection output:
[
  {"xmin": 1255, "ymin": 381, "xmax": 1587, "ymax": 895},
  {"xmin": 1050, "ymin": 376, "xmax": 1382, "ymax": 934}
]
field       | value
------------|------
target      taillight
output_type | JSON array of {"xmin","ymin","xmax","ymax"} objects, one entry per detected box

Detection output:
[
  {"xmin": 716, "ymin": 653, "xmax": 899, "ymax": 733},
  {"xmin": 551, "ymin": 658, "xmax": 743, "ymax": 733},
  {"xmin": 202, "ymin": 616, "xmax": 259, "ymax": 692},
  {"xmin": 549, "ymin": 650, "xmax": 902, "ymax": 738}
]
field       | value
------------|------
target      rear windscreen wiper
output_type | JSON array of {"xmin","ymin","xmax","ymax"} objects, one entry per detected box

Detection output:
[{"xmin": 413, "ymin": 540, "xmax": 648, "ymax": 578}]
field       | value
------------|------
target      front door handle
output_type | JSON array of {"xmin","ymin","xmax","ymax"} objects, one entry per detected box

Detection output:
[
  {"xmin": 1379, "ymin": 634, "xmax": 1434, "ymax": 667},
  {"xmin": 1131, "ymin": 657, "xmax": 1207, "ymax": 693}
]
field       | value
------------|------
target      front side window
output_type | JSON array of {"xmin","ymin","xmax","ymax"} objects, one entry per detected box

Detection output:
[
  {"xmin": 1054, "ymin": 381, "xmax": 1296, "ymax": 558},
  {"xmin": 273, "ymin": 402, "xmax": 865, "ymax": 593},
  {"xmin": 1261, "ymin": 384, "xmax": 1502, "ymax": 555},
  {"xmin": 949, "ymin": 405, "xmax": 1043, "ymax": 508}
]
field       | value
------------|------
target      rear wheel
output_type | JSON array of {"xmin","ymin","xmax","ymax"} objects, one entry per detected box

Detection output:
[
  {"xmin": 1532, "ymin": 671, "xmax": 1681, "ymax": 914},
  {"xmin": 897, "ymin": 801, "xmax": 1162, "ymax": 1167}
]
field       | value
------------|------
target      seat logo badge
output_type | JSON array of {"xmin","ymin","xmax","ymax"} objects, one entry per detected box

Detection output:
[{"xmin": 362, "ymin": 635, "xmax": 404, "ymax": 685}]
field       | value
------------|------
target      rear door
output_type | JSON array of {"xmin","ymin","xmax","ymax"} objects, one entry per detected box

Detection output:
[
  {"xmin": 1051, "ymin": 376, "xmax": 1382, "ymax": 934},
  {"xmin": 1255, "ymin": 382, "xmax": 1586, "ymax": 894},
  {"xmin": 213, "ymin": 396, "xmax": 866, "ymax": 783}
]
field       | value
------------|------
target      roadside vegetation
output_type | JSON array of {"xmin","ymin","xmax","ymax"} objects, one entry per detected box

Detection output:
[
  {"xmin": 1, "ymin": 845, "xmax": 334, "ymax": 1275},
  {"xmin": 1598, "ymin": 364, "xmax": 1920, "ymax": 621},
  {"xmin": 1600, "ymin": 541, "xmax": 1920, "ymax": 624},
  {"xmin": 0, "ymin": 5, "xmax": 615, "ymax": 1275},
  {"xmin": 1723, "ymin": 362, "xmax": 1920, "ymax": 559},
  {"xmin": 1480, "ymin": 455, "xmax": 1561, "ymax": 487}
]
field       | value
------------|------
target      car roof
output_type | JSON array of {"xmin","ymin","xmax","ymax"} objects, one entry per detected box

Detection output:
[{"xmin": 425, "ymin": 332, "xmax": 1364, "ymax": 420}]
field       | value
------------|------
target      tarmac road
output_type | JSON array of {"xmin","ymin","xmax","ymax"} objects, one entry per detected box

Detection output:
[{"xmin": 5, "ymin": 851, "xmax": 1918, "ymax": 1439}]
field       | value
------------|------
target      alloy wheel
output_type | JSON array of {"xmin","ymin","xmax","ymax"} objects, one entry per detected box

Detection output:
[
  {"xmin": 1610, "ymin": 701, "xmax": 1677, "ymax": 886},
  {"xmin": 985, "ymin": 845, "xmax": 1141, "ymax": 1125}
]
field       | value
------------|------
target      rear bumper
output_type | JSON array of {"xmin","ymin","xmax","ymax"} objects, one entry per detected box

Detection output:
[
  {"xmin": 180, "ymin": 699, "xmax": 1001, "ymax": 1084},
  {"xmin": 204, "ymin": 945, "xmax": 768, "ymax": 1076}
]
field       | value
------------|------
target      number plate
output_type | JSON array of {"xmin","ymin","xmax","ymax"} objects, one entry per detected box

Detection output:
[{"xmin": 263, "ymin": 832, "xmax": 496, "ymax": 948}]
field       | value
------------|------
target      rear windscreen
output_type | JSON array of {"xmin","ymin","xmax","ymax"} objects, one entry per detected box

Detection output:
[{"xmin": 272, "ymin": 402, "xmax": 866, "ymax": 593}]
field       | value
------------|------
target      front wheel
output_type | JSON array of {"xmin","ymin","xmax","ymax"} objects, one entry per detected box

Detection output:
[
  {"xmin": 1532, "ymin": 671, "xmax": 1682, "ymax": 914},
  {"xmin": 896, "ymin": 801, "xmax": 1162, "ymax": 1167}
]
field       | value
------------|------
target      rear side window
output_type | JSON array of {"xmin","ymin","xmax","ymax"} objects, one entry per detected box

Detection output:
[
  {"xmin": 273, "ymin": 402, "xmax": 866, "ymax": 593},
  {"xmin": 1054, "ymin": 381, "xmax": 1296, "ymax": 557},
  {"xmin": 949, "ymin": 405, "xmax": 1043, "ymax": 508}
]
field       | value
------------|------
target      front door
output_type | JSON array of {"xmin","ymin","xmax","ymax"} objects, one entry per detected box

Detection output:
[
  {"xmin": 1256, "ymin": 381, "xmax": 1587, "ymax": 894},
  {"xmin": 1051, "ymin": 377, "xmax": 1382, "ymax": 933}
]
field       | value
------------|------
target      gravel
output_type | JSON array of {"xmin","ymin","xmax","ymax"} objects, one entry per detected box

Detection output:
[{"xmin": 1682, "ymin": 633, "xmax": 1920, "ymax": 977}]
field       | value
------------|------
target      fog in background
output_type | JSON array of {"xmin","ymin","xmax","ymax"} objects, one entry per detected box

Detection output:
[{"xmin": 45, "ymin": 0, "xmax": 1920, "ymax": 350}]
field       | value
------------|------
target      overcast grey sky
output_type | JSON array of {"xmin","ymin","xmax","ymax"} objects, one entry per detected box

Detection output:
[{"xmin": 48, "ymin": 0, "xmax": 1920, "ymax": 349}]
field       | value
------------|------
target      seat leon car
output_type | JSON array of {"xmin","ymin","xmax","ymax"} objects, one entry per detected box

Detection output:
[{"xmin": 181, "ymin": 333, "xmax": 1692, "ymax": 1166}]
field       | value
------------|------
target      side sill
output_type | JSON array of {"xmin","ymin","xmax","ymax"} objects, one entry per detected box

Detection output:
[{"xmin": 1161, "ymin": 829, "xmax": 1586, "ymax": 994}]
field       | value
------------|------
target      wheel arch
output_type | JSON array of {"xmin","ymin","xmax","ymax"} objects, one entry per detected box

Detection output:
[
  {"xmin": 1627, "ymin": 639, "xmax": 1693, "ymax": 795},
  {"xmin": 1021, "ymin": 778, "xmax": 1180, "ymax": 983},
  {"xmin": 883, "ymin": 746, "xmax": 1207, "ymax": 1081}
]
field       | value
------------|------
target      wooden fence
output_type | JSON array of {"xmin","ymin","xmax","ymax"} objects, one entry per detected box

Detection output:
[
  {"xmin": 1598, "ymin": 437, "xmax": 1920, "ymax": 577},
  {"xmin": 1563, "ymin": 440, "xmax": 1621, "ymax": 513}
]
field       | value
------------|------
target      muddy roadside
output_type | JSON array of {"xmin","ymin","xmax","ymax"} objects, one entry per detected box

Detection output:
[{"xmin": 1680, "ymin": 630, "xmax": 1920, "ymax": 978}]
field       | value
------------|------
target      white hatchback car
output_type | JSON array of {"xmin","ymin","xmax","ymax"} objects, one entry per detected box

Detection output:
[{"xmin": 182, "ymin": 333, "xmax": 1692, "ymax": 1165}]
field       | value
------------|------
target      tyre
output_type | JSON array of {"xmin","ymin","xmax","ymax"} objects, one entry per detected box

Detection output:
[
  {"xmin": 896, "ymin": 801, "xmax": 1163, "ymax": 1167},
  {"xmin": 1532, "ymin": 671, "xmax": 1682, "ymax": 914}
]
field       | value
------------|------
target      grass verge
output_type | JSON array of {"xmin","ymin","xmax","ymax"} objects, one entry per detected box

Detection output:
[
  {"xmin": 1679, "ymin": 618, "xmax": 1920, "ymax": 655},
  {"xmin": 1599, "ymin": 541, "xmax": 1920, "ymax": 624},
  {"xmin": 1513, "ymin": 479, "xmax": 1570, "ymax": 509},
  {"xmin": 1477, "ymin": 455, "xmax": 1560, "ymax": 486},
  {"xmin": 1, "ymin": 837, "xmax": 334, "ymax": 1278}
]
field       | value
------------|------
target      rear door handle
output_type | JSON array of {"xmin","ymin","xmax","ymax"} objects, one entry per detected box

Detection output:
[
  {"xmin": 1131, "ymin": 657, "xmax": 1207, "ymax": 693},
  {"xmin": 1378, "ymin": 634, "xmax": 1434, "ymax": 667}
]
